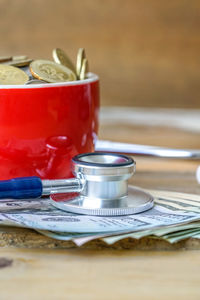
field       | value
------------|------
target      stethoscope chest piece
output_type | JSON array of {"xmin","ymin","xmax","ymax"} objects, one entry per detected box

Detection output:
[{"xmin": 50, "ymin": 153, "xmax": 154, "ymax": 216}]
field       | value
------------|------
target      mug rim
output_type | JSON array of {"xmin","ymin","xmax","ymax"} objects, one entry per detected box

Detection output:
[{"xmin": 0, "ymin": 72, "xmax": 99, "ymax": 89}]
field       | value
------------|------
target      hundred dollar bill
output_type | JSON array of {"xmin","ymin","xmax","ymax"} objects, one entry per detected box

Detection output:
[
  {"xmin": 0, "ymin": 197, "xmax": 199, "ymax": 233},
  {"xmin": 99, "ymin": 189, "xmax": 200, "ymax": 246},
  {"xmin": 72, "ymin": 224, "xmax": 200, "ymax": 247},
  {"xmin": 151, "ymin": 190, "xmax": 200, "ymax": 213},
  {"xmin": 36, "ymin": 219, "xmax": 200, "ymax": 246},
  {"xmin": 57, "ymin": 190, "xmax": 200, "ymax": 245},
  {"xmin": 101, "ymin": 222, "xmax": 200, "ymax": 246},
  {"xmin": 36, "ymin": 225, "xmax": 200, "ymax": 246},
  {"xmin": 0, "ymin": 189, "xmax": 200, "ymax": 247},
  {"xmin": 192, "ymin": 233, "xmax": 200, "ymax": 239},
  {"xmin": 161, "ymin": 228, "xmax": 200, "ymax": 243}
]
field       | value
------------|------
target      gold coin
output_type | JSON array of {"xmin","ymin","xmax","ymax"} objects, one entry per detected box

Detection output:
[
  {"xmin": 30, "ymin": 60, "xmax": 77, "ymax": 83},
  {"xmin": 52, "ymin": 48, "xmax": 76, "ymax": 75},
  {"xmin": 0, "ymin": 65, "xmax": 29, "ymax": 85},
  {"xmin": 79, "ymin": 58, "xmax": 89, "ymax": 80},
  {"xmin": 12, "ymin": 55, "xmax": 28, "ymax": 61},
  {"xmin": 6, "ymin": 58, "xmax": 32, "ymax": 67},
  {"xmin": 76, "ymin": 48, "xmax": 86, "ymax": 79},
  {"xmin": 0, "ymin": 56, "xmax": 12, "ymax": 63}
]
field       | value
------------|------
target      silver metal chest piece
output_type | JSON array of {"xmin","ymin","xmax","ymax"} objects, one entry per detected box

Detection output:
[{"xmin": 50, "ymin": 153, "xmax": 154, "ymax": 216}]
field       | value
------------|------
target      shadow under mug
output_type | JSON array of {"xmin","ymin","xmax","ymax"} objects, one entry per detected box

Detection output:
[{"xmin": 0, "ymin": 73, "xmax": 99, "ymax": 180}]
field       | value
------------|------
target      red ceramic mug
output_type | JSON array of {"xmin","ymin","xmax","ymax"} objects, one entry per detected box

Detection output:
[{"xmin": 0, "ymin": 73, "xmax": 99, "ymax": 180}]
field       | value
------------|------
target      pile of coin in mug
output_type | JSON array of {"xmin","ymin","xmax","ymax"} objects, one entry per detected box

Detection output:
[{"xmin": 0, "ymin": 48, "xmax": 89, "ymax": 85}]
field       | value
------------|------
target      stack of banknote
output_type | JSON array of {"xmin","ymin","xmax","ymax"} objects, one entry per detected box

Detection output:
[{"xmin": 0, "ymin": 188, "xmax": 200, "ymax": 246}]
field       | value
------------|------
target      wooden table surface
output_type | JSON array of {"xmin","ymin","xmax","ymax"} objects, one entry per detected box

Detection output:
[{"xmin": 0, "ymin": 108, "xmax": 200, "ymax": 299}]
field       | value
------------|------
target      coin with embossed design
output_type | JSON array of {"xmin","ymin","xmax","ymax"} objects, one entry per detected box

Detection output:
[
  {"xmin": 0, "ymin": 56, "xmax": 12, "ymax": 63},
  {"xmin": 79, "ymin": 58, "xmax": 89, "ymax": 80},
  {"xmin": 76, "ymin": 48, "xmax": 86, "ymax": 79},
  {"xmin": 52, "ymin": 48, "xmax": 76, "ymax": 75},
  {"xmin": 12, "ymin": 55, "xmax": 28, "ymax": 61},
  {"xmin": 30, "ymin": 60, "xmax": 76, "ymax": 83},
  {"xmin": 0, "ymin": 65, "xmax": 29, "ymax": 85},
  {"xmin": 6, "ymin": 58, "xmax": 32, "ymax": 67},
  {"xmin": 0, "ymin": 55, "xmax": 28, "ymax": 64}
]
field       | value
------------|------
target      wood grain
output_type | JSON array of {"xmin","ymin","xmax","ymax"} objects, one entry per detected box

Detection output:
[
  {"xmin": 0, "ymin": 0, "xmax": 200, "ymax": 107},
  {"xmin": 0, "ymin": 248, "xmax": 199, "ymax": 300}
]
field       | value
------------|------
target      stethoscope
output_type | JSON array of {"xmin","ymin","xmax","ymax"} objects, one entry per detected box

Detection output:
[{"xmin": 0, "ymin": 152, "xmax": 154, "ymax": 216}]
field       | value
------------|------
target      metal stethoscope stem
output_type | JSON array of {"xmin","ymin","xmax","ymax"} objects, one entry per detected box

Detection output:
[{"xmin": 42, "ymin": 178, "xmax": 83, "ymax": 196}]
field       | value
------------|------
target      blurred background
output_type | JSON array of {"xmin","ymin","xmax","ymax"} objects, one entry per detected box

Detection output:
[{"xmin": 0, "ymin": 0, "xmax": 200, "ymax": 108}]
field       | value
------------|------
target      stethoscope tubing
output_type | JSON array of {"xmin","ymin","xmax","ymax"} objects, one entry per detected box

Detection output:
[{"xmin": 96, "ymin": 140, "xmax": 200, "ymax": 159}]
